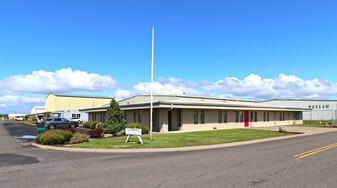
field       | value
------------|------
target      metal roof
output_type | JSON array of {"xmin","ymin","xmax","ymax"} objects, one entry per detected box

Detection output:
[
  {"xmin": 262, "ymin": 99, "xmax": 337, "ymax": 102},
  {"xmin": 47, "ymin": 93, "xmax": 113, "ymax": 99},
  {"xmin": 80, "ymin": 97, "xmax": 309, "ymax": 112}
]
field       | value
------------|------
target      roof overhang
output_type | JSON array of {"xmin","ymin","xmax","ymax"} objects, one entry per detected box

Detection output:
[{"xmin": 79, "ymin": 101, "xmax": 310, "ymax": 113}]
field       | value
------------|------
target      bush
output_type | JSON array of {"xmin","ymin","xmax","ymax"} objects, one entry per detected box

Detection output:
[
  {"xmin": 61, "ymin": 128, "xmax": 77, "ymax": 134},
  {"xmin": 126, "ymin": 123, "xmax": 149, "ymax": 134},
  {"xmin": 45, "ymin": 112, "xmax": 51, "ymax": 118},
  {"xmin": 83, "ymin": 121, "xmax": 92, "ymax": 129},
  {"xmin": 35, "ymin": 130, "xmax": 73, "ymax": 145},
  {"xmin": 89, "ymin": 129, "xmax": 103, "ymax": 138},
  {"xmin": 70, "ymin": 133, "xmax": 90, "ymax": 144},
  {"xmin": 116, "ymin": 129, "xmax": 125, "ymax": 136},
  {"xmin": 90, "ymin": 121, "xmax": 99, "ymax": 129},
  {"xmin": 96, "ymin": 123, "xmax": 104, "ymax": 130}
]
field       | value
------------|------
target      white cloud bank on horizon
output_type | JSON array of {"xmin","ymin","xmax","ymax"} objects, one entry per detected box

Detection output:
[
  {"xmin": 2, "ymin": 69, "xmax": 337, "ymax": 113},
  {"xmin": 0, "ymin": 95, "xmax": 44, "ymax": 114},
  {"xmin": 115, "ymin": 74, "xmax": 337, "ymax": 101},
  {"xmin": 0, "ymin": 68, "xmax": 117, "ymax": 94}
]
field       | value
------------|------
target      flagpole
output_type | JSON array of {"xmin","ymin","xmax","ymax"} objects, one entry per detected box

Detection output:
[{"xmin": 150, "ymin": 26, "xmax": 154, "ymax": 140}]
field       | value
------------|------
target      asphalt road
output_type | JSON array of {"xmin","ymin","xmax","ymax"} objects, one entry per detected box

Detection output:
[{"xmin": 1, "ymin": 121, "xmax": 337, "ymax": 187}]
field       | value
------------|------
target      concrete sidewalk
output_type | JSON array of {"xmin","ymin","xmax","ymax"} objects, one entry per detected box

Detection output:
[
  {"xmin": 251, "ymin": 125, "xmax": 337, "ymax": 135},
  {"xmin": 31, "ymin": 125, "xmax": 337, "ymax": 153}
]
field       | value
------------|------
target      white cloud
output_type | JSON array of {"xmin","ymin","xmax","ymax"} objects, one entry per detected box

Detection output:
[
  {"xmin": 201, "ymin": 74, "xmax": 337, "ymax": 100},
  {"xmin": 115, "ymin": 74, "xmax": 337, "ymax": 101},
  {"xmin": 114, "ymin": 89, "xmax": 132, "ymax": 101},
  {"xmin": 133, "ymin": 82, "xmax": 204, "ymax": 96},
  {"xmin": 0, "ymin": 68, "xmax": 117, "ymax": 94},
  {"xmin": 0, "ymin": 95, "xmax": 44, "ymax": 114}
]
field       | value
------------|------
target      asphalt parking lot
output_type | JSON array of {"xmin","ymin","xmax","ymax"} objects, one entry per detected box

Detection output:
[{"xmin": 3, "ymin": 121, "xmax": 38, "ymax": 142}]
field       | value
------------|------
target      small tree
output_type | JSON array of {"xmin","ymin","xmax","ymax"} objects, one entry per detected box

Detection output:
[
  {"xmin": 45, "ymin": 112, "xmax": 51, "ymax": 118},
  {"xmin": 103, "ymin": 98, "xmax": 126, "ymax": 135}
]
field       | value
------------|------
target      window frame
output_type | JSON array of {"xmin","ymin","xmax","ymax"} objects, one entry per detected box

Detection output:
[
  {"xmin": 194, "ymin": 110, "xmax": 198, "ymax": 124},
  {"xmin": 200, "ymin": 110, "xmax": 205, "ymax": 124},
  {"xmin": 223, "ymin": 111, "xmax": 227, "ymax": 123},
  {"xmin": 218, "ymin": 111, "xmax": 222, "ymax": 123}
]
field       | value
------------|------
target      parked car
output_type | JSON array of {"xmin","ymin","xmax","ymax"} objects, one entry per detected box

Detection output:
[
  {"xmin": 42, "ymin": 118, "xmax": 53, "ymax": 125},
  {"xmin": 15, "ymin": 117, "xmax": 24, "ymax": 121},
  {"xmin": 44, "ymin": 118, "xmax": 78, "ymax": 129},
  {"xmin": 68, "ymin": 117, "xmax": 82, "ymax": 123}
]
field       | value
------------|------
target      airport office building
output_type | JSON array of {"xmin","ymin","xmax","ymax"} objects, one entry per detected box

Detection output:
[
  {"xmin": 81, "ymin": 95, "xmax": 306, "ymax": 133},
  {"xmin": 261, "ymin": 99, "xmax": 337, "ymax": 121}
]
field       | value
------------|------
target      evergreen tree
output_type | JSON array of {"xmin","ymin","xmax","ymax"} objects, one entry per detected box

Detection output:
[{"xmin": 103, "ymin": 98, "xmax": 126, "ymax": 135}]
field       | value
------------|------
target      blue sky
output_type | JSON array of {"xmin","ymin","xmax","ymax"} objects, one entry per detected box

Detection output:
[{"xmin": 0, "ymin": 0, "xmax": 337, "ymax": 114}]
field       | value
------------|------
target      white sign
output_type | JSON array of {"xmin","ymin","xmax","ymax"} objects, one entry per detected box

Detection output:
[
  {"xmin": 125, "ymin": 128, "xmax": 143, "ymax": 144},
  {"xmin": 125, "ymin": 128, "xmax": 142, "ymax": 136}
]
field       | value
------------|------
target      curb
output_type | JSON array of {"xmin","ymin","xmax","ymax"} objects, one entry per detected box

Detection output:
[
  {"xmin": 30, "ymin": 128, "xmax": 337, "ymax": 153},
  {"xmin": 31, "ymin": 132, "xmax": 310, "ymax": 153}
]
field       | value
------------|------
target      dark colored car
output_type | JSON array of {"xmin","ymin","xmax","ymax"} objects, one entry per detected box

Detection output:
[{"xmin": 45, "ymin": 118, "xmax": 78, "ymax": 129}]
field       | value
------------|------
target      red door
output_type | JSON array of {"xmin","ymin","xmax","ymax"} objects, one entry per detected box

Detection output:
[{"xmin": 244, "ymin": 111, "xmax": 249, "ymax": 127}]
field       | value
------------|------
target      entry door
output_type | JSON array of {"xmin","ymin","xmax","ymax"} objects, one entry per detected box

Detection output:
[
  {"xmin": 244, "ymin": 111, "xmax": 249, "ymax": 127},
  {"xmin": 168, "ymin": 111, "xmax": 172, "ymax": 131}
]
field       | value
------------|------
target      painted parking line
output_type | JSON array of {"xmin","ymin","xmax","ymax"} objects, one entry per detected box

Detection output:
[
  {"xmin": 293, "ymin": 143, "xmax": 337, "ymax": 159},
  {"xmin": 24, "ymin": 122, "xmax": 36, "ymax": 126}
]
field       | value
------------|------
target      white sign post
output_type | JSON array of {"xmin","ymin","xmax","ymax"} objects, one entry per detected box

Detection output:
[{"xmin": 125, "ymin": 128, "xmax": 143, "ymax": 144}]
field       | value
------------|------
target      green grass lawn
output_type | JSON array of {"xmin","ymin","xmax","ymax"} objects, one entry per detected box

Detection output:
[{"xmin": 67, "ymin": 129, "xmax": 291, "ymax": 149}]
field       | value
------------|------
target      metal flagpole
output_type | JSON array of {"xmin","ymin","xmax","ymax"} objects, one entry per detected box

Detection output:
[{"xmin": 150, "ymin": 26, "xmax": 154, "ymax": 140}]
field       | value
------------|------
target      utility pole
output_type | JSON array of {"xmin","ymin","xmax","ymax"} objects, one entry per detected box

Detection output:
[{"xmin": 150, "ymin": 26, "xmax": 154, "ymax": 140}]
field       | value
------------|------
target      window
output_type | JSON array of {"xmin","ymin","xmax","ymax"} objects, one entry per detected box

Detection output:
[
  {"xmin": 101, "ymin": 113, "xmax": 105, "ymax": 123},
  {"xmin": 201, "ymin": 111, "xmax": 205, "ymax": 124},
  {"xmin": 124, "ymin": 111, "xmax": 127, "ymax": 121},
  {"xmin": 177, "ymin": 109, "xmax": 181, "ymax": 127},
  {"xmin": 316, "ymin": 105, "xmax": 318, "ymax": 109},
  {"xmin": 263, "ymin": 112, "xmax": 266, "ymax": 122},
  {"xmin": 239, "ymin": 111, "xmax": 243, "ymax": 122},
  {"xmin": 319, "ymin": 105, "xmax": 321, "ymax": 108},
  {"xmin": 250, "ymin": 112, "xmax": 254, "ymax": 122},
  {"xmin": 254, "ymin": 111, "xmax": 257, "ymax": 122},
  {"xmin": 152, "ymin": 110, "xmax": 157, "ymax": 128},
  {"xmin": 54, "ymin": 118, "xmax": 61, "ymax": 121},
  {"xmin": 267, "ymin": 112, "xmax": 270, "ymax": 122},
  {"xmin": 223, "ymin": 111, "xmax": 227, "ymax": 123},
  {"xmin": 280, "ymin": 112, "xmax": 284, "ymax": 121},
  {"xmin": 308, "ymin": 105, "xmax": 311, "ymax": 108},
  {"xmin": 323, "ymin": 105, "xmax": 325, "ymax": 109},
  {"xmin": 235, "ymin": 111, "xmax": 239, "ymax": 123},
  {"xmin": 134, "ymin": 110, "xmax": 137, "ymax": 122},
  {"xmin": 138, "ymin": 110, "xmax": 142, "ymax": 123},
  {"xmin": 218, "ymin": 111, "xmax": 222, "ymax": 123},
  {"xmin": 194, "ymin": 110, "xmax": 198, "ymax": 124},
  {"xmin": 72, "ymin": 114, "xmax": 80, "ymax": 118},
  {"xmin": 326, "ymin": 105, "xmax": 329, "ymax": 108}
]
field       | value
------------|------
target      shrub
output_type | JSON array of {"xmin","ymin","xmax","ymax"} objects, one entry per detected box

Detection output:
[
  {"xmin": 83, "ymin": 121, "xmax": 92, "ymax": 129},
  {"xmin": 96, "ymin": 123, "xmax": 104, "ymax": 130},
  {"xmin": 45, "ymin": 112, "xmax": 51, "ymax": 118},
  {"xmin": 90, "ymin": 121, "xmax": 99, "ymax": 129},
  {"xmin": 61, "ymin": 128, "xmax": 77, "ymax": 134},
  {"xmin": 126, "ymin": 123, "xmax": 149, "ymax": 134},
  {"xmin": 89, "ymin": 129, "xmax": 103, "ymax": 138},
  {"xmin": 116, "ymin": 129, "xmax": 125, "ymax": 136},
  {"xmin": 104, "ymin": 99, "xmax": 126, "ymax": 135},
  {"xmin": 35, "ymin": 130, "xmax": 73, "ymax": 145},
  {"xmin": 70, "ymin": 133, "xmax": 90, "ymax": 144}
]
